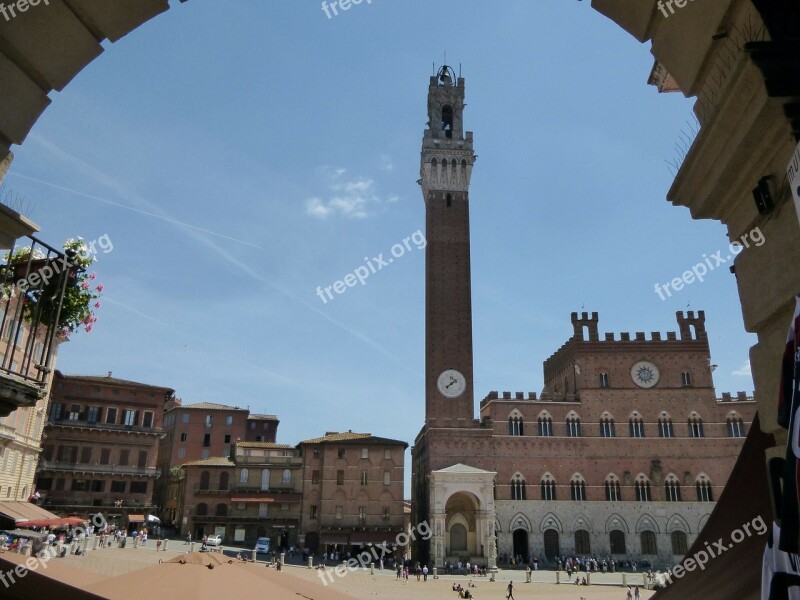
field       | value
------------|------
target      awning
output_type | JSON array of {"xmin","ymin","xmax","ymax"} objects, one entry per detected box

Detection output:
[
  {"xmin": 0, "ymin": 501, "xmax": 60, "ymax": 524},
  {"xmin": 127, "ymin": 514, "xmax": 145, "ymax": 523},
  {"xmin": 21, "ymin": 516, "xmax": 86, "ymax": 528}
]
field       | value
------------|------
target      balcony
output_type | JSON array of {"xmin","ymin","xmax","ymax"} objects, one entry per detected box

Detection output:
[
  {"xmin": 234, "ymin": 455, "xmax": 303, "ymax": 466},
  {"xmin": 38, "ymin": 460, "xmax": 160, "ymax": 477},
  {"xmin": 0, "ymin": 232, "xmax": 74, "ymax": 416},
  {"xmin": 47, "ymin": 417, "xmax": 161, "ymax": 436}
]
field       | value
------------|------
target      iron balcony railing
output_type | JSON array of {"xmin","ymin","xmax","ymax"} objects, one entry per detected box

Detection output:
[
  {"xmin": 0, "ymin": 236, "xmax": 76, "ymax": 413},
  {"xmin": 47, "ymin": 417, "xmax": 161, "ymax": 435}
]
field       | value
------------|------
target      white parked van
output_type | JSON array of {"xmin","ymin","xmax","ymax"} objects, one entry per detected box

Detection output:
[{"xmin": 254, "ymin": 537, "xmax": 270, "ymax": 553}]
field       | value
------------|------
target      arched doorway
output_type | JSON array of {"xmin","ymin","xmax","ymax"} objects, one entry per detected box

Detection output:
[
  {"xmin": 306, "ymin": 532, "xmax": 319, "ymax": 554},
  {"xmin": 543, "ymin": 529, "xmax": 560, "ymax": 559},
  {"xmin": 445, "ymin": 492, "xmax": 479, "ymax": 561},
  {"xmin": 512, "ymin": 529, "xmax": 529, "ymax": 563}
]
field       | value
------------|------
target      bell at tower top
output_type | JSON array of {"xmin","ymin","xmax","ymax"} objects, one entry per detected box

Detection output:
[{"xmin": 425, "ymin": 64, "xmax": 470, "ymax": 143}]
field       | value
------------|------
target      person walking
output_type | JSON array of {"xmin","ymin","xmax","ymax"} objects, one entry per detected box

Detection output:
[
  {"xmin": 423, "ymin": 564, "xmax": 428, "ymax": 581},
  {"xmin": 507, "ymin": 580, "xmax": 515, "ymax": 600},
  {"xmin": 634, "ymin": 586, "xmax": 641, "ymax": 600}
]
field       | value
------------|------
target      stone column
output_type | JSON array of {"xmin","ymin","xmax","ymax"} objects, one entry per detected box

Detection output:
[{"xmin": 432, "ymin": 512, "xmax": 446, "ymax": 569}]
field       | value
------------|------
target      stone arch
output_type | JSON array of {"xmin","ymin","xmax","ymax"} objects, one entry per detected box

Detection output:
[
  {"xmin": 666, "ymin": 514, "xmax": 691, "ymax": 534},
  {"xmin": 635, "ymin": 514, "xmax": 660, "ymax": 534},
  {"xmin": 509, "ymin": 512, "xmax": 532, "ymax": 532},
  {"xmin": 539, "ymin": 512, "xmax": 563, "ymax": 533},
  {"xmin": 605, "ymin": 513, "xmax": 629, "ymax": 533},
  {"xmin": 600, "ymin": 410, "xmax": 614, "ymax": 420},
  {"xmin": 571, "ymin": 513, "xmax": 592, "ymax": 532},
  {"xmin": 698, "ymin": 513, "xmax": 712, "ymax": 531},
  {"xmin": 494, "ymin": 517, "xmax": 502, "ymax": 534}
]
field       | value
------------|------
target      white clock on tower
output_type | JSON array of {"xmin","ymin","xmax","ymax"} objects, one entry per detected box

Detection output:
[
  {"xmin": 630, "ymin": 361, "xmax": 660, "ymax": 388},
  {"xmin": 437, "ymin": 369, "xmax": 466, "ymax": 398}
]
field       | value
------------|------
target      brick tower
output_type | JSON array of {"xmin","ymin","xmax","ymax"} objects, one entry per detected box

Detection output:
[{"xmin": 421, "ymin": 65, "xmax": 478, "ymax": 427}]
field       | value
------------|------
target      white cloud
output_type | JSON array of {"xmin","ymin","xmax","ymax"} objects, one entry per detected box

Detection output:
[
  {"xmin": 305, "ymin": 167, "xmax": 395, "ymax": 219},
  {"xmin": 732, "ymin": 360, "xmax": 751, "ymax": 377}
]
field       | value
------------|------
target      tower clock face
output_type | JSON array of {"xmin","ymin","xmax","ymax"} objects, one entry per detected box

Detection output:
[
  {"xmin": 437, "ymin": 369, "xmax": 466, "ymax": 398},
  {"xmin": 630, "ymin": 361, "xmax": 660, "ymax": 388}
]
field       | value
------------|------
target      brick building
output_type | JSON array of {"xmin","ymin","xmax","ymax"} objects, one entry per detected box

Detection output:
[
  {"xmin": 176, "ymin": 432, "xmax": 407, "ymax": 554},
  {"xmin": 155, "ymin": 401, "xmax": 279, "ymax": 525},
  {"xmin": 180, "ymin": 441, "xmax": 303, "ymax": 547},
  {"xmin": 298, "ymin": 432, "xmax": 407, "ymax": 557},
  {"xmin": 411, "ymin": 68, "xmax": 756, "ymax": 570},
  {"xmin": 35, "ymin": 371, "xmax": 174, "ymax": 523}
]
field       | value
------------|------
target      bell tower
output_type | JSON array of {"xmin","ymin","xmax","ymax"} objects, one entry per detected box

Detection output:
[{"xmin": 421, "ymin": 65, "xmax": 477, "ymax": 427}]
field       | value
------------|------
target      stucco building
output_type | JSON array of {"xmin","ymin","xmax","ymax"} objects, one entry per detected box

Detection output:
[{"xmin": 411, "ymin": 68, "xmax": 756, "ymax": 570}]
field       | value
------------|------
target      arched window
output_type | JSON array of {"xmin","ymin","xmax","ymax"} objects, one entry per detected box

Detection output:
[
  {"xmin": 727, "ymin": 416, "xmax": 745, "ymax": 437},
  {"xmin": 696, "ymin": 477, "xmax": 713, "ymax": 502},
  {"xmin": 508, "ymin": 414, "xmax": 523, "ymax": 436},
  {"xmin": 640, "ymin": 531, "xmax": 657, "ymax": 555},
  {"xmin": 566, "ymin": 415, "xmax": 581, "ymax": 437},
  {"xmin": 196, "ymin": 502, "xmax": 208, "ymax": 516},
  {"xmin": 282, "ymin": 469, "xmax": 292, "ymax": 485},
  {"xmin": 441, "ymin": 105, "xmax": 453, "ymax": 138},
  {"xmin": 609, "ymin": 530, "xmax": 626, "ymax": 554},
  {"xmin": 600, "ymin": 416, "xmax": 615, "ymax": 438},
  {"xmin": 570, "ymin": 476, "xmax": 586, "ymax": 501},
  {"xmin": 635, "ymin": 477, "xmax": 651, "ymax": 502},
  {"xmin": 239, "ymin": 468, "xmax": 249, "ymax": 483},
  {"xmin": 219, "ymin": 471, "xmax": 229, "ymax": 491},
  {"xmin": 688, "ymin": 414, "xmax": 704, "ymax": 438},
  {"xmin": 574, "ymin": 530, "xmax": 591, "ymax": 554},
  {"xmin": 199, "ymin": 471, "xmax": 210, "ymax": 491},
  {"xmin": 215, "ymin": 503, "xmax": 227, "ymax": 517},
  {"xmin": 671, "ymin": 530, "xmax": 688, "ymax": 555},
  {"xmin": 665, "ymin": 475, "xmax": 681, "ymax": 502},
  {"xmin": 629, "ymin": 415, "xmax": 644, "ymax": 438},
  {"xmin": 538, "ymin": 415, "xmax": 553, "ymax": 437},
  {"xmin": 658, "ymin": 414, "xmax": 674, "ymax": 438},
  {"xmin": 605, "ymin": 475, "xmax": 621, "ymax": 501},
  {"xmin": 511, "ymin": 474, "xmax": 526, "ymax": 500},
  {"xmin": 541, "ymin": 475, "xmax": 556, "ymax": 501}
]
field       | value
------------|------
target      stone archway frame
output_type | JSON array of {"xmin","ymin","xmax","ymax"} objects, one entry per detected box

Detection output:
[{"xmin": 429, "ymin": 463, "xmax": 497, "ymax": 570}]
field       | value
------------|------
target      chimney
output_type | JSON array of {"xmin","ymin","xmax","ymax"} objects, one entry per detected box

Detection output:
[{"xmin": 107, "ymin": 371, "xmax": 112, "ymax": 378}]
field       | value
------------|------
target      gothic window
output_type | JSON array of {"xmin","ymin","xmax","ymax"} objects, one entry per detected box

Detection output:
[
  {"xmin": 600, "ymin": 417, "xmax": 616, "ymax": 438},
  {"xmin": 664, "ymin": 475, "xmax": 681, "ymax": 502},
  {"xmin": 635, "ymin": 478, "xmax": 651, "ymax": 502},
  {"xmin": 599, "ymin": 372, "xmax": 609, "ymax": 388},
  {"xmin": 570, "ymin": 476, "xmax": 586, "ymax": 501},
  {"xmin": 696, "ymin": 477, "xmax": 713, "ymax": 502},
  {"xmin": 566, "ymin": 416, "xmax": 581, "ymax": 437},
  {"xmin": 688, "ymin": 414, "xmax": 704, "ymax": 438},
  {"xmin": 508, "ymin": 414, "xmax": 523, "ymax": 436},
  {"xmin": 658, "ymin": 415, "xmax": 674, "ymax": 438},
  {"xmin": 538, "ymin": 416, "xmax": 553, "ymax": 437},
  {"xmin": 510, "ymin": 474, "xmax": 526, "ymax": 500},
  {"xmin": 629, "ymin": 416, "xmax": 645, "ymax": 438},
  {"xmin": 540, "ymin": 475, "xmax": 556, "ymax": 501},
  {"xmin": 681, "ymin": 371, "xmax": 692, "ymax": 387},
  {"xmin": 727, "ymin": 416, "xmax": 745, "ymax": 437},
  {"xmin": 605, "ymin": 476, "xmax": 621, "ymax": 501}
]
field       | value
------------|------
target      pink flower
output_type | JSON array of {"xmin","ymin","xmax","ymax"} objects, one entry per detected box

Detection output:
[
  {"xmin": 85, "ymin": 324, "xmax": 93, "ymax": 333},
  {"xmin": 88, "ymin": 273, "xmax": 96, "ymax": 280},
  {"xmin": 96, "ymin": 284, "xmax": 104, "ymax": 293},
  {"xmin": 94, "ymin": 302, "xmax": 101, "ymax": 309},
  {"xmin": 80, "ymin": 281, "xmax": 90, "ymax": 290}
]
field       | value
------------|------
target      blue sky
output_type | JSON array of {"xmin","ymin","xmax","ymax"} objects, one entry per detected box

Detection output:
[{"xmin": 5, "ymin": 1, "xmax": 755, "ymax": 494}]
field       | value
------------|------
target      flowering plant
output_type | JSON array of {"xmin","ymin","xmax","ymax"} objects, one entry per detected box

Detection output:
[{"xmin": 4, "ymin": 238, "xmax": 104, "ymax": 336}]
